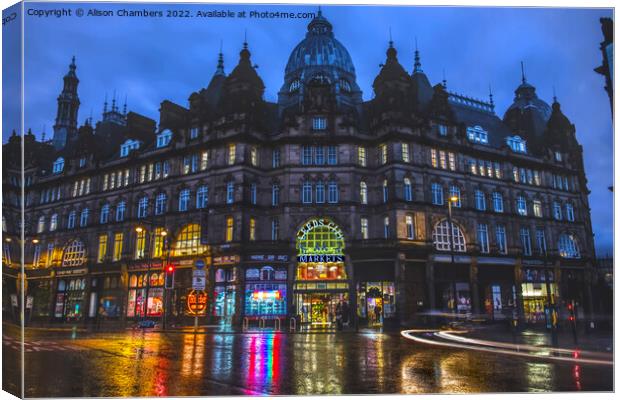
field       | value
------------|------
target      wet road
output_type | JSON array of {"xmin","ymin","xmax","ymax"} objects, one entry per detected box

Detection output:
[{"xmin": 3, "ymin": 328, "xmax": 613, "ymax": 397}]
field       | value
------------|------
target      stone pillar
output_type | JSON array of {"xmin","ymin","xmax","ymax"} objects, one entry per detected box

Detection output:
[
  {"xmin": 425, "ymin": 255, "xmax": 436, "ymax": 310},
  {"xmin": 553, "ymin": 261, "xmax": 562, "ymax": 304},
  {"xmin": 395, "ymin": 253, "xmax": 406, "ymax": 326},
  {"xmin": 469, "ymin": 257, "xmax": 480, "ymax": 314},
  {"xmin": 583, "ymin": 262, "xmax": 595, "ymax": 324},
  {"xmin": 346, "ymin": 256, "xmax": 356, "ymax": 330},
  {"xmin": 514, "ymin": 258, "xmax": 524, "ymax": 323}
]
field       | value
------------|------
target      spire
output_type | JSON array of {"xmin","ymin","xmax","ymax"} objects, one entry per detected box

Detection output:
[
  {"xmin": 489, "ymin": 85, "xmax": 495, "ymax": 107},
  {"xmin": 318, "ymin": 5, "xmax": 322, "ymax": 17},
  {"xmin": 112, "ymin": 90, "xmax": 117, "ymax": 112},
  {"xmin": 521, "ymin": 61, "xmax": 526, "ymax": 84},
  {"xmin": 442, "ymin": 69, "xmax": 447, "ymax": 89},
  {"xmin": 41, "ymin": 128, "xmax": 46, "ymax": 142},
  {"xmin": 103, "ymin": 93, "xmax": 108, "ymax": 114},
  {"xmin": 215, "ymin": 40, "xmax": 225, "ymax": 76},
  {"xmin": 413, "ymin": 37, "xmax": 422, "ymax": 73},
  {"xmin": 389, "ymin": 27, "xmax": 393, "ymax": 48},
  {"xmin": 552, "ymin": 85, "xmax": 557, "ymax": 103},
  {"xmin": 123, "ymin": 95, "xmax": 127, "ymax": 115},
  {"xmin": 243, "ymin": 29, "xmax": 248, "ymax": 49}
]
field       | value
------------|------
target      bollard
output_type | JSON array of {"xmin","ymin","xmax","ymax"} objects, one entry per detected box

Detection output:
[
  {"xmin": 243, "ymin": 317, "xmax": 249, "ymax": 331},
  {"xmin": 275, "ymin": 318, "xmax": 281, "ymax": 331},
  {"xmin": 290, "ymin": 317, "xmax": 296, "ymax": 332}
]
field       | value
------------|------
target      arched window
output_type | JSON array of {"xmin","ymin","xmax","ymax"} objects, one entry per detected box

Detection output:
[
  {"xmin": 296, "ymin": 218, "xmax": 346, "ymax": 280},
  {"xmin": 360, "ymin": 181, "xmax": 368, "ymax": 204},
  {"xmin": 289, "ymin": 79, "xmax": 301, "ymax": 92},
  {"xmin": 432, "ymin": 220, "xmax": 466, "ymax": 252},
  {"xmin": 339, "ymin": 79, "xmax": 351, "ymax": 92},
  {"xmin": 261, "ymin": 266, "xmax": 275, "ymax": 281},
  {"xmin": 116, "ymin": 201, "xmax": 126, "ymax": 221},
  {"xmin": 37, "ymin": 216, "xmax": 46, "ymax": 233},
  {"xmin": 171, "ymin": 224, "xmax": 207, "ymax": 256},
  {"xmin": 558, "ymin": 233, "xmax": 580, "ymax": 259},
  {"xmin": 62, "ymin": 239, "xmax": 86, "ymax": 267},
  {"xmin": 53, "ymin": 157, "xmax": 65, "ymax": 174},
  {"xmin": 129, "ymin": 274, "xmax": 138, "ymax": 287}
]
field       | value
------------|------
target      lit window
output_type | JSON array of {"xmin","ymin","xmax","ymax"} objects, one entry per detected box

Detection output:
[
  {"xmin": 179, "ymin": 189, "xmax": 190, "ymax": 212},
  {"xmin": 401, "ymin": 143, "xmax": 410, "ymax": 162},
  {"xmin": 431, "ymin": 149, "xmax": 438, "ymax": 168},
  {"xmin": 137, "ymin": 196, "xmax": 149, "ymax": 218},
  {"xmin": 448, "ymin": 153, "xmax": 456, "ymax": 171},
  {"xmin": 250, "ymin": 146, "xmax": 259, "ymax": 167},
  {"xmin": 250, "ymin": 183, "xmax": 257, "ymax": 205},
  {"xmin": 439, "ymin": 151, "xmax": 447, "ymax": 169},
  {"xmin": 190, "ymin": 127, "xmax": 199, "ymax": 139},
  {"xmin": 358, "ymin": 147, "xmax": 367, "ymax": 167},
  {"xmin": 477, "ymin": 224, "xmax": 489, "ymax": 253},
  {"xmin": 406, "ymin": 215, "xmax": 415, "ymax": 240},
  {"xmin": 272, "ymin": 184, "xmax": 280, "ymax": 206},
  {"xmin": 492, "ymin": 192, "xmax": 503, "ymax": 213},
  {"xmin": 97, "ymin": 234, "xmax": 107, "ymax": 263},
  {"xmin": 566, "ymin": 203, "xmax": 575, "ymax": 222},
  {"xmin": 554, "ymin": 151, "xmax": 562, "ymax": 162},
  {"xmin": 135, "ymin": 229, "xmax": 146, "ymax": 259},
  {"xmin": 52, "ymin": 157, "xmax": 65, "ymax": 174},
  {"xmin": 62, "ymin": 239, "xmax": 86, "ymax": 267},
  {"xmin": 379, "ymin": 144, "xmax": 388, "ymax": 165},
  {"xmin": 32, "ymin": 244, "xmax": 41, "ymax": 267},
  {"xmin": 433, "ymin": 220, "xmax": 466, "ymax": 252},
  {"xmin": 467, "ymin": 125, "xmax": 489, "ymax": 144},
  {"xmin": 404, "ymin": 178, "xmax": 413, "ymax": 202},
  {"xmin": 113, "ymin": 233, "xmax": 124, "ymax": 261},
  {"xmin": 553, "ymin": 201, "xmax": 562, "ymax": 220},
  {"xmin": 156, "ymin": 130, "xmax": 172, "ymax": 148},
  {"xmin": 50, "ymin": 214, "xmax": 58, "ymax": 231},
  {"xmin": 533, "ymin": 200, "xmax": 543, "ymax": 218},
  {"xmin": 225, "ymin": 217, "xmax": 234, "ymax": 242},
  {"xmin": 519, "ymin": 228, "xmax": 532, "ymax": 256},
  {"xmin": 228, "ymin": 144, "xmax": 236, "ymax": 165},
  {"xmin": 226, "ymin": 181, "xmax": 235, "ymax": 204},
  {"xmin": 438, "ymin": 124, "xmax": 448, "ymax": 136},
  {"xmin": 431, "ymin": 183, "xmax": 444, "ymax": 205},
  {"xmin": 302, "ymin": 146, "xmax": 313, "ymax": 165},
  {"xmin": 475, "ymin": 190, "xmax": 486, "ymax": 211},
  {"xmin": 327, "ymin": 146, "xmax": 338, "ymax": 165},
  {"xmin": 496, "ymin": 225, "xmax": 507, "ymax": 254},
  {"xmin": 116, "ymin": 201, "xmax": 126, "ymax": 222},
  {"xmin": 201, "ymin": 152, "xmax": 209, "ymax": 170},
  {"xmin": 360, "ymin": 181, "xmax": 368, "ymax": 204},
  {"xmin": 120, "ymin": 139, "xmax": 140, "ymax": 157},
  {"xmin": 249, "ymin": 218, "xmax": 256, "ymax": 241},
  {"xmin": 383, "ymin": 216, "xmax": 390, "ymax": 239},
  {"xmin": 558, "ymin": 233, "xmax": 580, "ymax": 259},
  {"xmin": 316, "ymin": 181, "xmax": 325, "ymax": 204},
  {"xmin": 172, "ymin": 224, "xmax": 208, "ymax": 256},
  {"xmin": 289, "ymin": 79, "xmax": 301, "ymax": 92},
  {"xmin": 315, "ymin": 146, "xmax": 325, "ymax": 165},
  {"xmin": 312, "ymin": 117, "xmax": 327, "ymax": 131},
  {"xmin": 516, "ymin": 196, "xmax": 527, "ymax": 216},
  {"xmin": 37, "ymin": 216, "xmax": 45, "ymax": 233},
  {"xmin": 382, "ymin": 179, "xmax": 389, "ymax": 203},
  {"xmin": 361, "ymin": 218, "xmax": 369, "ymax": 239},
  {"xmin": 79, "ymin": 208, "xmax": 89, "ymax": 227},
  {"xmin": 196, "ymin": 186, "xmax": 208, "ymax": 209},
  {"xmin": 506, "ymin": 135, "xmax": 527, "ymax": 153}
]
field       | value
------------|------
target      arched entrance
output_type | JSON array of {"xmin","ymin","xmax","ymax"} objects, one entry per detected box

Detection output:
[{"xmin": 294, "ymin": 218, "xmax": 349, "ymax": 329}]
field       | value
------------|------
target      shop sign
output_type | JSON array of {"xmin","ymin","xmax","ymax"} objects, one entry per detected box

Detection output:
[
  {"xmin": 297, "ymin": 218, "xmax": 343, "ymax": 241},
  {"xmin": 56, "ymin": 268, "xmax": 88, "ymax": 276},
  {"xmin": 249, "ymin": 254, "xmax": 289, "ymax": 262},
  {"xmin": 297, "ymin": 254, "xmax": 344, "ymax": 263},
  {"xmin": 177, "ymin": 259, "xmax": 194, "ymax": 266},
  {"xmin": 213, "ymin": 255, "xmax": 239, "ymax": 265},
  {"xmin": 187, "ymin": 290, "xmax": 208, "ymax": 315},
  {"xmin": 128, "ymin": 261, "xmax": 162, "ymax": 271}
]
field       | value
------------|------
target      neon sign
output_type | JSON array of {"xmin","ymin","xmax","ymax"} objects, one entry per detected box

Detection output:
[
  {"xmin": 297, "ymin": 218, "xmax": 344, "ymax": 241},
  {"xmin": 252, "ymin": 290, "xmax": 282, "ymax": 301},
  {"xmin": 187, "ymin": 289, "xmax": 208, "ymax": 315}
]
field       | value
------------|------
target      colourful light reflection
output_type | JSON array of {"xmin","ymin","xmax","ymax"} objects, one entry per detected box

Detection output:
[{"xmin": 242, "ymin": 333, "xmax": 282, "ymax": 394}]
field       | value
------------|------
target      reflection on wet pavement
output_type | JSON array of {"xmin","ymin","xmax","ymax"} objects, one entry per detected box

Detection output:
[{"xmin": 1, "ymin": 329, "xmax": 611, "ymax": 397}]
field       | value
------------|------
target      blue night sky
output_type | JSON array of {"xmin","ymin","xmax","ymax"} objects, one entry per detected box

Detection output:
[{"xmin": 2, "ymin": 2, "xmax": 613, "ymax": 254}]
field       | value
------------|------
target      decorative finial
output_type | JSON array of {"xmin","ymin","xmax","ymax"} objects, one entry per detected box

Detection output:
[
  {"xmin": 318, "ymin": 5, "xmax": 322, "ymax": 16},
  {"xmin": 520, "ymin": 61, "xmax": 526, "ymax": 84},
  {"xmin": 413, "ymin": 37, "xmax": 422, "ymax": 73},
  {"xmin": 103, "ymin": 93, "xmax": 108, "ymax": 114},
  {"xmin": 41, "ymin": 128, "xmax": 46, "ymax": 142},
  {"xmin": 123, "ymin": 95, "xmax": 127, "ymax": 115},
  {"xmin": 389, "ymin": 27, "xmax": 393, "ymax": 48},
  {"xmin": 112, "ymin": 90, "xmax": 117, "ymax": 112},
  {"xmin": 71, "ymin": 56, "xmax": 76, "ymax": 67},
  {"xmin": 442, "ymin": 69, "xmax": 447, "ymax": 88},
  {"xmin": 489, "ymin": 85, "xmax": 494, "ymax": 106},
  {"xmin": 243, "ymin": 29, "xmax": 248, "ymax": 49},
  {"xmin": 552, "ymin": 85, "xmax": 557, "ymax": 103},
  {"xmin": 216, "ymin": 40, "xmax": 225, "ymax": 75}
]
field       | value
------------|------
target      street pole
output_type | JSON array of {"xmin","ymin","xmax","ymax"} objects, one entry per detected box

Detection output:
[
  {"xmin": 447, "ymin": 197, "xmax": 457, "ymax": 315},
  {"xmin": 543, "ymin": 251, "xmax": 558, "ymax": 347}
]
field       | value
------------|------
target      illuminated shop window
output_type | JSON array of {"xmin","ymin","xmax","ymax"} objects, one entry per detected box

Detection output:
[
  {"xmin": 62, "ymin": 239, "xmax": 86, "ymax": 267},
  {"xmin": 296, "ymin": 218, "xmax": 346, "ymax": 281},
  {"xmin": 432, "ymin": 220, "xmax": 466, "ymax": 252},
  {"xmin": 172, "ymin": 224, "xmax": 207, "ymax": 256}
]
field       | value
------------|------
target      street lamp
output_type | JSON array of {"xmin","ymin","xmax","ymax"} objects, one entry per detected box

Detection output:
[
  {"xmin": 32, "ymin": 239, "xmax": 39, "ymax": 244},
  {"xmin": 447, "ymin": 195, "xmax": 459, "ymax": 314}
]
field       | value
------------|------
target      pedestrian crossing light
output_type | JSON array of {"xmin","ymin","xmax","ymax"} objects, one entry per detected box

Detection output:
[{"xmin": 165, "ymin": 264, "xmax": 175, "ymax": 289}]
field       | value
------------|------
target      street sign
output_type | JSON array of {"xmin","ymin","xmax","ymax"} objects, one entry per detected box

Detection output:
[
  {"xmin": 192, "ymin": 276, "xmax": 206, "ymax": 290},
  {"xmin": 192, "ymin": 269, "xmax": 206, "ymax": 278},
  {"xmin": 187, "ymin": 290, "xmax": 208, "ymax": 315},
  {"xmin": 195, "ymin": 259, "xmax": 206, "ymax": 269}
]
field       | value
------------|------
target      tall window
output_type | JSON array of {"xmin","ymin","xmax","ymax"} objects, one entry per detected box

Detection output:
[
  {"xmin": 360, "ymin": 181, "xmax": 368, "ymax": 204},
  {"xmin": 361, "ymin": 218, "xmax": 369, "ymax": 239},
  {"xmin": 382, "ymin": 179, "xmax": 389, "ymax": 203},
  {"xmin": 383, "ymin": 216, "xmax": 390, "ymax": 239},
  {"xmin": 153, "ymin": 227, "xmax": 166, "ymax": 258},
  {"xmin": 404, "ymin": 178, "xmax": 413, "ymax": 202},
  {"xmin": 316, "ymin": 181, "xmax": 325, "ymax": 204},
  {"xmin": 433, "ymin": 220, "xmax": 466, "ymax": 252},
  {"xmin": 135, "ymin": 230, "xmax": 146, "ymax": 259},
  {"xmin": 53, "ymin": 157, "xmax": 65, "ymax": 174},
  {"xmin": 67, "ymin": 211, "xmax": 76, "ymax": 229},
  {"xmin": 558, "ymin": 233, "xmax": 580, "ymax": 259},
  {"xmin": 565, "ymin": 203, "xmax": 575, "ymax": 222},
  {"xmin": 272, "ymin": 185, "xmax": 280, "ymax": 206},
  {"xmin": 328, "ymin": 181, "xmax": 338, "ymax": 203},
  {"xmin": 97, "ymin": 234, "xmax": 107, "ymax": 263},
  {"xmin": 45, "ymin": 243, "xmax": 54, "ymax": 267},
  {"xmin": 401, "ymin": 143, "xmax": 410, "ymax": 162},
  {"xmin": 477, "ymin": 223, "xmax": 489, "ymax": 253},
  {"xmin": 516, "ymin": 196, "xmax": 527, "ymax": 216},
  {"xmin": 113, "ymin": 233, "xmax": 124, "ymax": 261},
  {"xmin": 271, "ymin": 218, "xmax": 279, "ymax": 241},
  {"xmin": 250, "ymin": 147, "xmax": 258, "ymax": 167},
  {"xmin": 312, "ymin": 117, "xmax": 327, "ymax": 130},
  {"xmin": 314, "ymin": 146, "xmax": 325, "ymax": 165},
  {"xmin": 116, "ymin": 201, "xmax": 126, "ymax": 222},
  {"xmin": 327, "ymin": 146, "xmax": 338, "ymax": 165},
  {"xmin": 519, "ymin": 228, "xmax": 532, "ymax": 256},
  {"xmin": 449, "ymin": 186, "xmax": 461, "ymax": 208},
  {"xmin": 475, "ymin": 190, "xmax": 486, "ymax": 211},
  {"xmin": 79, "ymin": 209, "xmax": 89, "ymax": 227},
  {"xmin": 226, "ymin": 181, "xmax": 235, "ymax": 204},
  {"xmin": 100, "ymin": 204, "xmax": 110, "ymax": 224},
  {"xmin": 250, "ymin": 183, "xmax": 257, "ymax": 205},
  {"xmin": 406, "ymin": 215, "xmax": 415, "ymax": 239},
  {"xmin": 62, "ymin": 239, "xmax": 86, "ymax": 267},
  {"xmin": 552, "ymin": 201, "xmax": 562, "ymax": 220},
  {"xmin": 379, "ymin": 144, "xmax": 388, "ymax": 165},
  {"xmin": 137, "ymin": 196, "xmax": 149, "ymax": 218},
  {"xmin": 49, "ymin": 213, "xmax": 57, "ymax": 231},
  {"xmin": 37, "ymin": 216, "xmax": 45, "ymax": 233},
  {"xmin": 272, "ymin": 148, "xmax": 281, "ymax": 168},
  {"xmin": 431, "ymin": 183, "xmax": 444, "ymax": 205},
  {"xmin": 228, "ymin": 144, "xmax": 236, "ymax": 165},
  {"xmin": 533, "ymin": 200, "xmax": 543, "ymax": 218},
  {"xmin": 200, "ymin": 151, "xmax": 209, "ymax": 170},
  {"xmin": 33, "ymin": 244, "xmax": 42, "ymax": 267},
  {"xmin": 179, "ymin": 189, "xmax": 190, "ymax": 212},
  {"xmin": 172, "ymin": 224, "xmax": 208, "ymax": 256},
  {"xmin": 196, "ymin": 186, "xmax": 208, "ymax": 209},
  {"xmin": 492, "ymin": 192, "xmax": 503, "ymax": 213},
  {"xmin": 496, "ymin": 225, "xmax": 507, "ymax": 254},
  {"xmin": 302, "ymin": 181, "xmax": 312, "ymax": 204},
  {"xmin": 431, "ymin": 149, "xmax": 438, "ymax": 168},
  {"xmin": 225, "ymin": 217, "xmax": 234, "ymax": 242},
  {"xmin": 358, "ymin": 147, "xmax": 367, "ymax": 167},
  {"xmin": 249, "ymin": 218, "xmax": 256, "ymax": 241},
  {"xmin": 535, "ymin": 228, "xmax": 547, "ymax": 255},
  {"xmin": 302, "ymin": 146, "xmax": 313, "ymax": 165}
]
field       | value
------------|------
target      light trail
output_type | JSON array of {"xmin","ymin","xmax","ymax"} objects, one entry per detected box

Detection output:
[{"xmin": 401, "ymin": 330, "xmax": 613, "ymax": 366}]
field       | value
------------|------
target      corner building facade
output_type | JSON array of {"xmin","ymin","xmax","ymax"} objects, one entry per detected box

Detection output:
[{"xmin": 3, "ymin": 12, "xmax": 597, "ymax": 329}]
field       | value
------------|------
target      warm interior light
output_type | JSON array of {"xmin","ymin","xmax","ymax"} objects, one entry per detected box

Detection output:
[
  {"xmin": 135, "ymin": 226, "xmax": 144, "ymax": 233},
  {"xmin": 160, "ymin": 230, "xmax": 168, "ymax": 236},
  {"xmin": 32, "ymin": 239, "xmax": 39, "ymax": 244},
  {"xmin": 450, "ymin": 196, "xmax": 459, "ymax": 202}
]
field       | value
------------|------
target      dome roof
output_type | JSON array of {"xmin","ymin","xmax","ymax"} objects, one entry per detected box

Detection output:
[
  {"xmin": 284, "ymin": 11, "xmax": 356, "ymax": 79},
  {"xmin": 504, "ymin": 80, "xmax": 552, "ymax": 121}
]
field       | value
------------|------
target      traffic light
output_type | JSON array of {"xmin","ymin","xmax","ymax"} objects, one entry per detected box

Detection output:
[
  {"xmin": 567, "ymin": 302, "xmax": 576, "ymax": 322},
  {"xmin": 165, "ymin": 264, "xmax": 175, "ymax": 289}
]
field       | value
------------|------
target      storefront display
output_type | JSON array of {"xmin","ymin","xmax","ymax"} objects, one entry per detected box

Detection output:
[
  {"xmin": 439, "ymin": 282, "xmax": 471, "ymax": 312},
  {"xmin": 214, "ymin": 285, "xmax": 236, "ymax": 317},
  {"xmin": 296, "ymin": 293, "xmax": 349, "ymax": 326},
  {"xmin": 356, "ymin": 281, "xmax": 395, "ymax": 326},
  {"xmin": 521, "ymin": 282, "xmax": 558, "ymax": 323},
  {"xmin": 54, "ymin": 278, "xmax": 86, "ymax": 320},
  {"xmin": 126, "ymin": 271, "xmax": 165, "ymax": 318},
  {"xmin": 244, "ymin": 284, "xmax": 287, "ymax": 316}
]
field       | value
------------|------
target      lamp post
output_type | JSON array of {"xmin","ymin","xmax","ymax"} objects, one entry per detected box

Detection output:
[
  {"xmin": 543, "ymin": 249, "xmax": 559, "ymax": 347},
  {"xmin": 447, "ymin": 195, "xmax": 459, "ymax": 315}
]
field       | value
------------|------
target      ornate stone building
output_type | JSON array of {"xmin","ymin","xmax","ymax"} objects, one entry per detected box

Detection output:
[{"xmin": 3, "ymin": 11, "xmax": 596, "ymax": 329}]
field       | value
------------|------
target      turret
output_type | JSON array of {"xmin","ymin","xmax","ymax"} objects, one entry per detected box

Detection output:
[{"xmin": 52, "ymin": 56, "xmax": 80, "ymax": 150}]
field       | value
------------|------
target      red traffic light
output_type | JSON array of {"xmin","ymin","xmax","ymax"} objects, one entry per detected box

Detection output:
[
  {"xmin": 568, "ymin": 303, "xmax": 573, "ymax": 310},
  {"xmin": 166, "ymin": 264, "xmax": 175, "ymax": 273}
]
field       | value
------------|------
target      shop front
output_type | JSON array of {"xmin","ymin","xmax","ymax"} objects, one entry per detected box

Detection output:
[
  {"xmin": 477, "ymin": 264, "xmax": 517, "ymax": 320},
  {"xmin": 53, "ymin": 267, "xmax": 89, "ymax": 321},
  {"xmin": 213, "ymin": 255, "xmax": 241, "ymax": 323},
  {"xmin": 434, "ymin": 262, "xmax": 471, "ymax": 313},
  {"xmin": 244, "ymin": 265, "xmax": 288, "ymax": 318},
  {"xmin": 520, "ymin": 267, "xmax": 558, "ymax": 324},
  {"xmin": 126, "ymin": 270, "xmax": 165, "ymax": 318},
  {"xmin": 294, "ymin": 218, "xmax": 350, "ymax": 329},
  {"xmin": 354, "ymin": 261, "xmax": 396, "ymax": 327}
]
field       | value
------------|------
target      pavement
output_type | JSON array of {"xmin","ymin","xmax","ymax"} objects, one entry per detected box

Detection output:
[{"xmin": 2, "ymin": 320, "xmax": 613, "ymax": 397}]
